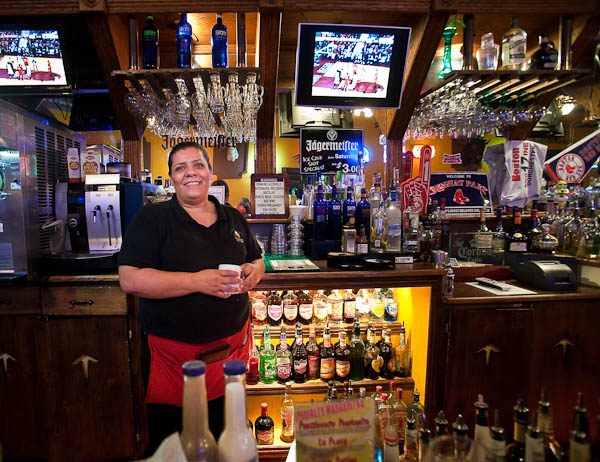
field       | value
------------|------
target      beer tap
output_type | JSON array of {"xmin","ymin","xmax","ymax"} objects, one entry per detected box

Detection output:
[
  {"xmin": 106, "ymin": 205, "xmax": 113, "ymax": 246},
  {"xmin": 92, "ymin": 205, "xmax": 101, "ymax": 224}
]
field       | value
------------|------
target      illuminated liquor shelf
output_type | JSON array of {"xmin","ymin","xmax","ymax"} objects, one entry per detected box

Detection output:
[
  {"xmin": 252, "ymin": 321, "xmax": 405, "ymax": 339},
  {"xmin": 245, "ymin": 377, "xmax": 414, "ymax": 396}
]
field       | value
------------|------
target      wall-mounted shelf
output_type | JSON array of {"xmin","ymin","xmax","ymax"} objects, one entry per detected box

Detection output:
[
  {"xmin": 253, "ymin": 321, "xmax": 405, "ymax": 339},
  {"xmin": 246, "ymin": 377, "xmax": 414, "ymax": 396}
]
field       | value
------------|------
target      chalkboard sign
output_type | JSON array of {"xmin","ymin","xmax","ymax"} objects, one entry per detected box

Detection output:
[
  {"xmin": 251, "ymin": 173, "xmax": 290, "ymax": 219},
  {"xmin": 429, "ymin": 172, "xmax": 492, "ymax": 216},
  {"xmin": 300, "ymin": 128, "xmax": 363, "ymax": 174}
]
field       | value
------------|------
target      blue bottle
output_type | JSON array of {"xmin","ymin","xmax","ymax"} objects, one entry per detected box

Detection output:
[
  {"xmin": 211, "ymin": 13, "xmax": 228, "ymax": 68},
  {"xmin": 313, "ymin": 186, "xmax": 327, "ymax": 241},
  {"xmin": 176, "ymin": 13, "xmax": 192, "ymax": 69},
  {"xmin": 142, "ymin": 15, "xmax": 158, "ymax": 69},
  {"xmin": 355, "ymin": 188, "xmax": 371, "ymax": 240},
  {"xmin": 342, "ymin": 186, "xmax": 356, "ymax": 227},
  {"xmin": 327, "ymin": 185, "xmax": 342, "ymax": 240}
]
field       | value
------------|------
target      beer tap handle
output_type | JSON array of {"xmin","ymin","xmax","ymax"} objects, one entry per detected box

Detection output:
[
  {"xmin": 93, "ymin": 205, "xmax": 101, "ymax": 224},
  {"xmin": 106, "ymin": 205, "xmax": 113, "ymax": 246}
]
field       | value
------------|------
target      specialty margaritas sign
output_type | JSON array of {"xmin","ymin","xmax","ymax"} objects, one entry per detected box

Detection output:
[{"xmin": 295, "ymin": 398, "xmax": 374, "ymax": 462}]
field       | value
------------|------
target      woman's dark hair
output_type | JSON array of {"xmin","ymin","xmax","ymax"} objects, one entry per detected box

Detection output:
[{"xmin": 168, "ymin": 142, "xmax": 211, "ymax": 174}]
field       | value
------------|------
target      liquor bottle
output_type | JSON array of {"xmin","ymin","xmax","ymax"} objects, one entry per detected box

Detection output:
[
  {"xmin": 297, "ymin": 290, "xmax": 314, "ymax": 325},
  {"xmin": 141, "ymin": 15, "xmax": 159, "ymax": 69},
  {"xmin": 302, "ymin": 176, "xmax": 315, "ymax": 220},
  {"xmin": 342, "ymin": 289, "xmax": 356, "ymax": 325},
  {"xmin": 486, "ymin": 410, "xmax": 506, "ymax": 462},
  {"xmin": 364, "ymin": 324, "xmax": 382, "ymax": 379},
  {"xmin": 276, "ymin": 328, "xmax": 292, "ymax": 384},
  {"xmin": 432, "ymin": 200, "xmax": 443, "ymax": 251},
  {"xmin": 370, "ymin": 290, "xmax": 385, "ymax": 322},
  {"xmin": 314, "ymin": 185, "xmax": 328, "ymax": 241},
  {"xmin": 434, "ymin": 410, "xmax": 450, "ymax": 436},
  {"xmin": 255, "ymin": 403, "xmax": 274, "ymax": 445},
  {"xmin": 251, "ymin": 291, "xmax": 268, "ymax": 326},
  {"xmin": 180, "ymin": 361, "xmax": 218, "ymax": 462},
  {"xmin": 408, "ymin": 390, "xmax": 425, "ymax": 430},
  {"xmin": 277, "ymin": 326, "xmax": 288, "ymax": 352},
  {"xmin": 343, "ymin": 186, "xmax": 357, "ymax": 227},
  {"xmin": 218, "ymin": 360, "xmax": 258, "ymax": 462},
  {"xmin": 402, "ymin": 199, "xmax": 420, "ymax": 256},
  {"xmin": 392, "ymin": 387, "xmax": 408, "ymax": 452},
  {"xmin": 529, "ymin": 35, "xmax": 558, "ymax": 70},
  {"xmin": 356, "ymin": 288, "xmax": 371, "ymax": 322},
  {"xmin": 373, "ymin": 385, "xmax": 384, "ymax": 408},
  {"xmin": 381, "ymin": 396, "xmax": 400, "ymax": 462},
  {"xmin": 379, "ymin": 328, "xmax": 395, "ymax": 379},
  {"xmin": 395, "ymin": 322, "xmax": 409, "ymax": 377},
  {"xmin": 431, "ymin": 411, "xmax": 454, "ymax": 462},
  {"xmin": 280, "ymin": 382, "xmax": 295, "ymax": 443},
  {"xmin": 328, "ymin": 185, "xmax": 342, "ymax": 240},
  {"xmin": 386, "ymin": 187, "xmax": 403, "ymax": 252},
  {"xmin": 474, "ymin": 207, "xmax": 493, "ymax": 254},
  {"xmin": 349, "ymin": 319, "xmax": 365, "ymax": 381},
  {"xmin": 419, "ymin": 428, "xmax": 433, "ymax": 462},
  {"xmin": 176, "ymin": 13, "xmax": 193, "ymax": 69},
  {"xmin": 508, "ymin": 208, "xmax": 528, "ymax": 252},
  {"xmin": 324, "ymin": 380, "xmax": 334, "ymax": 402},
  {"xmin": 292, "ymin": 324, "xmax": 307, "ymax": 383},
  {"xmin": 355, "ymin": 188, "xmax": 371, "ymax": 240},
  {"xmin": 306, "ymin": 325, "xmax": 320, "ymax": 380},
  {"xmin": 319, "ymin": 324, "xmax": 335, "ymax": 382},
  {"xmin": 358, "ymin": 387, "xmax": 367, "ymax": 400},
  {"xmin": 369, "ymin": 173, "xmax": 382, "ymax": 223},
  {"xmin": 502, "ymin": 18, "xmax": 527, "ymax": 70},
  {"xmin": 282, "ymin": 290, "xmax": 298, "ymax": 326},
  {"xmin": 259, "ymin": 326, "xmax": 276, "ymax": 384},
  {"xmin": 525, "ymin": 411, "xmax": 544, "ymax": 462},
  {"xmin": 536, "ymin": 389, "xmax": 564, "ymax": 462},
  {"xmin": 313, "ymin": 290, "xmax": 328, "ymax": 324},
  {"xmin": 357, "ymin": 225, "xmax": 369, "ymax": 254},
  {"xmin": 563, "ymin": 207, "xmax": 582, "ymax": 254},
  {"xmin": 527, "ymin": 207, "xmax": 543, "ymax": 250},
  {"xmin": 211, "ymin": 13, "xmax": 228, "ymax": 68},
  {"xmin": 266, "ymin": 291, "xmax": 283, "ymax": 326},
  {"xmin": 468, "ymin": 395, "xmax": 492, "ymax": 462},
  {"xmin": 382, "ymin": 288, "xmax": 398, "ymax": 323},
  {"xmin": 404, "ymin": 411, "xmax": 419, "ymax": 462},
  {"xmin": 505, "ymin": 399, "xmax": 529, "ymax": 462},
  {"xmin": 327, "ymin": 289, "xmax": 344, "ymax": 326},
  {"xmin": 491, "ymin": 206, "xmax": 507, "ymax": 253},
  {"xmin": 452, "ymin": 415, "xmax": 472, "ymax": 462},
  {"xmin": 439, "ymin": 198, "xmax": 450, "ymax": 252},
  {"xmin": 334, "ymin": 330, "xmax": 351, "ymax": 382},
  {"xmin": 371, "ymin": 200, "xmax": 388, "ymax": 253},
  {"xmin": 570, "ymin": 393, "xmax": 592, "ymax": 462}
]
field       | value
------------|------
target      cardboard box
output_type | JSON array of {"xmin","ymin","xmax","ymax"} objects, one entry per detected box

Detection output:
[{"xmin": 67, "ymin": 147, "xmax": 82, "ymax": 182}]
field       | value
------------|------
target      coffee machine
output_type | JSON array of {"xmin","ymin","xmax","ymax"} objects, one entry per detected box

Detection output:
[{"xmin": 85, "ymin": 174, "xmax": 122, "ymax": 252}]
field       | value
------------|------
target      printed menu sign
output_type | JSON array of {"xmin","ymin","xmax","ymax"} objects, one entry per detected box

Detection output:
[
  {"xmin": 251, "ymin": 173, "xmax": 289, "ymax": 219},
  {"xmin": 300, "ymin": 128, "xmax": 363, "ymax": 174},
  {"xmin": 295, "ymin": 398, "xmax": 374, "ymax": 462}
]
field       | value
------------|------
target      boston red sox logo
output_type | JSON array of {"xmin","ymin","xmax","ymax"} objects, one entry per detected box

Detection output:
[{"xmin": 453, "ymin": 188, "xmax": 470, "ymax": 205}]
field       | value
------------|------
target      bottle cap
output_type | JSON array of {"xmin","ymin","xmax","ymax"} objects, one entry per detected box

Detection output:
[
  {"xmin": 261, "ymin": 402, "xmax": 269, "ymax": 411},
  {"xmin": 452, "ymin": 414, "xmax": 469, "ymax": 435},
  {"xmin": 182, "ymin": 360, "xmax": 206, "ymax": 377},
  {"xmin": 223, "ymin": 359, "xmax": 246, "ymax": 376},
  {"xmin": 376, "ymin": 385, "xmax": 383, "ymax": 392},
  {"xmin": 381, "ymin": 393, "xmax": 388, "ymax": 401},
  {"xmin": 419, "ymin": 428, "xmax": 432, "ymax": 444}
]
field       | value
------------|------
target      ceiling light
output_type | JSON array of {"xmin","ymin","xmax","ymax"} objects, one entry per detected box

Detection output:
[{"xmin": 561, "ymin": 102, "xmax": 575, "ymax": 115}]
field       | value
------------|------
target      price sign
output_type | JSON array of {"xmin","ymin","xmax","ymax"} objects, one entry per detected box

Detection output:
[
  {"xmin": 251, "ymin": 173, "xmax": 289, "ymax": 219},
  {"xmin": 300, "ymin": 128, "xmax": 363, "ymax": 174}
]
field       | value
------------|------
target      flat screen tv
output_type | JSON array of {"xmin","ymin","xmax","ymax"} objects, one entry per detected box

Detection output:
[
  {"xmin": 0, "ymin": 28, "xmax": 68, "ymax": 88},
  {"xmin": 295, "ymin": 23, "xmax": 411, "ymax": 109}
]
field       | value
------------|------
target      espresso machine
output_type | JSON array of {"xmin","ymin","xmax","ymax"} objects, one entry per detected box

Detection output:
[{"xmin": 84, "ymin": 174, "xmax": 122, "ymax": 252}]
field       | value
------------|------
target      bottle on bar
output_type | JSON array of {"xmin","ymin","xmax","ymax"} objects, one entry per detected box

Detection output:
[
  {"xmin": 475, "ymin": 207, "xmax": 493, "ymax": 254},
  {"xmin": 386, "ymin": 187, "xmax": 403, "ymax": 252},
  {"xmin": 364, "ymin": 324, "xmax": 382, "ymax": 379},
  {"xmin": 267, "ymin": 291, "xmax": 283, "ymax": 326},
  {"xmin": 402, "ymin": 194, "xmax": 420, "ymax": 257},
  {"xmin": 395, "ymin": 322, "xmax": 409, "ymax": 378},
  {"xmin": 356, "ymin": 288, "xmax": 371, "ymax": 322},
  {"xmin": 349, "ymin": 319, "xmax": 365, "ymax": 381},
  {"xmin": 536, "ymin": 388, "xmax": 564, "ymax": 462},
  {"xmin": 282, "ymin": 290, "xmax": 298, "ymax": 326},
  {"xmin": 525, "ymin": 410, "xmax": 544, "ymax": 462},
  {"xmin": 468, "ymin": 394, "xmax": 492, "ymax": 462},
  {"xmin": 502, "ymin": 18, "xmax": 527, "ymax": 70},
  {"xmin": 529, "ymin": 34, "xmax": 559, "ymax": 70},
  {"xmin": 420, "ymin": 201, "xmax": 434, "ymax": 263},
  {"xmin": 431, "ymin": 410, "xmax": 454, "ymax": 462},
  {"xmin": 251, "ymin": 291, "xmax": 267, "ymax": 326},
  {"xmin": 211, "ymin": 13, "xmax": 228, "ymax": 68},
  {"xmin": 570, "ymin": 393, "xmax": 592, "ymax": 462},
  {"xmin": 297, "ymin": 290, "xmax": 314, "ymax": 325},
  {"xmin": 419, "ymin": 428, "xmax": 432, "ymax": 462},
  {"xmin": 527, "ymin": 206, "xmax": 543, "ymax": 250},
  {"xmin": 439, "ymin": 198, "xmax": 450, "ymax": 252},
  {"xmin": 259, "ymin": 326, "xmax": 276, "ymax": 384},
  {"xmin": 505, "ymin": 399, "xmax": 529, "ymax": 462},
  {"xmin": 486, "ymin": 410, "xmax": 506, "ymax": 462},
  {"xmin": 313, "ymin": 290, "xmax": 328, "ymax": 324},
  {"xmin": 292, "ymin": 324, "xmax": 307, "ymax": 383},
  {"xmin": 343, "ymin": 185, "xmax": 357, "ymax": 227},
  {"xmin": 254, "ymin": 403, "xmax": 274, "ymax": 445},
  {"xmin": 334, "ymin": 330, "xmax": 351, "ymax": 382},
  {"xmin": 313, "ymin": 185, "xmax": 328, "ymax": 241},
  {"xmin": 369, "ymin": 173, "xmax": 382, "ymax": 224},
  {"xmin": 275, "ymin": 328, "xmax": 292, "ymax": 384},
  {"xmin": 452, "ymin": 415, "xmax": 472, "ymax": 462},
  {"xmin": 492, "ymin": 206, "xmax": 507, "ymax": 253},
  {"xmin": 434, "ymin": 410, "xmax": 450, "ymax": 437},
  {"xmin": 407, "ymin": 390, "xmax": 425, "ymax": 430},
  {"xmin": 507, "ymin": 208, "xmax": 528, "ymax": 252},
  {"xmin": 302, "ymin": 176, "xmax": 315, "ymax": 220},
  {"xmin": 218, "ymin": 360, "xmax": 257, "ymax": 462},
  {"xmin": 319, "ymin": 323, "xmax": 335, "ymax": 382},
  {"xmin": 328, "ymin": 185, "xmax": 342, "ymax": 240},
  {"xmin": 404, "ymin": 410, "xmax": 419, "ymax": 462},
  {"xmin": 327, "ymin": 289, "xmax": 344, "ymax": 327},
  {"xmin": 370, "ymin": 290, "xmax": 385, "ymax": 322},
  {"xmin": 180, "ymin": 361, "xmax": 218, "ymax": 462},
  {"xmin": 141, "ymin": 15, "xmax": 159, "ymax": 69},
  {"xmin": 343, "ymin": 289, "xmax": 356, "ymax": 325},
  {"xmin": 382, "ymin": 288, "xmax": 398, "ymax": 323},
  {"xmin": 357, "ymin": 224, "xmax": 369, "ymax": 254},
  {"xmin": 355, "ymin": 188, "xmax": 371, "ymax": 240},
  {"xmin": 392, "ymin": 387, "xmax": 408, "ymax": 452},
  {"xmin": 379, "ymin": 328, "xmax": 394, "ymax": 379},
  {"xmin": 371, "ymin": 200, "xmax": 388, "ymax": 253},
  {"xmin": 432, "ymin": 200, "xmax": 442, "ymax": 251},
  {"xmin": 280, "ymin": 382, "xmax": 295, "ymax": 443},
  {"xmin": 306, "ymin": 324, "xmax": 320, "ymax": 380},
  {"xmin": 176, "ymin": 13, "xmax": 193, "ymax": 69}
]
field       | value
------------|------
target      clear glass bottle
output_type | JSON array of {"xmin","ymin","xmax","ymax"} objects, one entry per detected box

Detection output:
[
  {"xmin": 386, "ymin": 187, "xmax": 403, "ymax": 252},
  {"xmin": 570, "ymin": 393, "xmax": 592, "ymax": 462},
  {"xmin": 486, "ymin": 409, "xmax": 506, "ymax": 462},
  {"xmin": 453, "ymin": 415, "xmax": 472, "ymax": 462},
  {"xmin": 431, "ymin": 411, "xmax": 454, "ymax": 462},
  {"xmin": 313, "ymin": 290, "xmax": 328, "ymax": 324},
  {"xmin": 282, "ymin": 290, "xmax": 298, "ymax": 326},
  {"xmin": 492, "ymin": 206, "xmax": 507, "ymax": 253},
  {"xmin": 468, "ymin": 395, "xmax": 492, "ymax": 462},
  {"xmin": 394, "ymin": 322, "xmax": 409, "ymax": 377},
  {"xmin": 371, "ymin": 200, "xmax": 388, "ymax": 253},
  {"xmin": 404, "ymin": 411, "xmax": 419, "ymax": 462},
  {"xmin": 502, "ymin": 18, "xmax": 527, "ymax": 70},
  {"xmin": 306, "ymin": 324, "xmax": 320, "ymax": 381},
  {"xmin": 440, "ymin": 198, "xmax": 451, "ymax": 252},
  {"xmin": 408, "ymin": 390, "xmax": 425, "ymax": 430},
  {"xmin": 356, "ymin": 288, "xmax": 371, "ymax": 322},
  {"xmin": 180, "ymin": 360, "xmax": 218, "ymax": 462},
  {"xmin": 532, "ymin": 224, "xmax": 559, "ymax": 253},
  {"xmin": 370, "ymin": 289, "xmax": 385, "ymax": 322},
  {"xmin": 402, "ymin": 198, "xmax": 420, "ymax": 256},
  {"xmin": 218, "ymin": 360, "xmax": 257, "ymax": 462},
  {"xmin": 327, "ymin": 289, "xmax": 344, "ymax": 326},
  {"xmin": 280, "ymin": 382, "xmax": 295, "ymax": 443},
  {"xmin": 477, "ymin": 32, "xmax": 499, "ymax": 70},
  {"xmin": 392, "ymin": 387, "xmax": 408, "ymax": 452},
  {"xmin": 292, "ymin": 324, "xmax": 307, "ymax": 383}
]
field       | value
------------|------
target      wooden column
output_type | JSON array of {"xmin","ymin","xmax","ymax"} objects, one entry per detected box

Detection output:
[
  {"xmin": 122, "ymin": 140, "xmax": 142, "ymax": 180},
  {"xmin": 255, "ymin": 8, "xmax": 282, "ymax": 174},
  {"xmin": 386, "ymin": 139, "xmax": 404, "ymax": 188}
]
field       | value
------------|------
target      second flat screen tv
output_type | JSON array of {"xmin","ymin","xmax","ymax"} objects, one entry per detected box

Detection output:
[{"xmin": 295, "ymin": 23, "xmax": 411, "ymax": 109}]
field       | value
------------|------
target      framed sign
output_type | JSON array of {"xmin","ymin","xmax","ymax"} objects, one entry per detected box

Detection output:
[
  {"xmin": 251, "ymin": 173, "xmax": 290, "ymax": 219},
  {"xmin": 208, "ymin": 185, "xmax": 225, "ymax": 204},
  {"xmin": 300, "ymin": 128, "xmax": 363, "ymax": 174},
  {"xmin": 429, "ymin": 172, "xmax": 492, "ymax": 216}
]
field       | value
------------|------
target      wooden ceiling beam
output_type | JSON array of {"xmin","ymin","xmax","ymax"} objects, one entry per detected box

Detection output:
[
  {"xmin": 387, "ymin": 13, "xmax": 450, "ymax": 141},
  {"xmin": 431, "ymin": 0, "xmax": 597, "ymax": 14}
]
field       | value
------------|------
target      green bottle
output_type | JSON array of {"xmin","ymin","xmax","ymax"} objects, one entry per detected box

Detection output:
[
  {"xmin": 349, "ymin": 319, "xmax": 365, "ymax": 380},
  {"xmin": 259, "ymin": 326, "xmax": 276, "ymax": 384}
]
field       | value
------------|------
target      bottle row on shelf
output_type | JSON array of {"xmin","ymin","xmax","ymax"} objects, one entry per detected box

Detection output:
[
  {"xmin": 249, "ymin": 287, "xmax": 401, "ymax": 327},
  {"xmin": 249, "ymin": 320, "xmax": 411, "ymax": 386}
]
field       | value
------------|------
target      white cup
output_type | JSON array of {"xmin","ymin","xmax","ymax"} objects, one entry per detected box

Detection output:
[{"xmin": 218, "ymin": 264, "xmax": 242, "ymax": 293}]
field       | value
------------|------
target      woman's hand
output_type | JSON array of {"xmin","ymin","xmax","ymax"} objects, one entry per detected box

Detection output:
[
  {"xmin": 240, "ymin": 260, "xmax": 265, "ymax": 293},
  {"xmin": 194, "ymin": 269, "xmax": 242, "ymax": 298}
]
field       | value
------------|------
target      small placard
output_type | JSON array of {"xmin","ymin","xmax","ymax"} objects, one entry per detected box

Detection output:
[
  {"xmin": 429, "ymin": 172, "xmax": 492, "ymax": 216},
  {"xmin": 251, "ymin": 173, "xmax": 289, "ymax": 219},
  {"xmin": 208, "ymin": 185, "xmax": 225, "ymax": 204},
  {"xmin": 395, "ymin": 256, "xmax": 414, "ymax": 264}
]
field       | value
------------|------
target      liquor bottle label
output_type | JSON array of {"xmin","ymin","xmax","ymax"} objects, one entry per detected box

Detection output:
[
  {"xmin": 264, "ymin": 358, "xmax": 276, "ymax": 378},
  {"xmin": 371, "ymin": 302, "xmax": 385, "ymax": 318},
  {"xmin": 314, "ymin": 303, "xmax": 328, "ymax": 320},
  {"xmin": 293, "ymin": 358, "xmax": 307, "ymax": 374},
  {"xmin": 485, "ymin": 440, "xmax": 507, "ymax": 462},
  {"xmin": 284, "ymin": 304, "xmax": 298, "ymax": 320},
  {"xmin": 475, "ymin": 233, "xmax": 493, "ymax": 249},
  {"xmin": 308, "ymin": 356, "xmax": 319, "ymax": 376},
  {"xmin": 268, "ymin": 304, "xmax": 283, "ymax": 321},
  {"xmin": 299, "ymin": 304, "xmax": 313, "ymax": 320},
  {"xmin": 281, "ymin": 408, "xmax": 294, "ymax": 436},
  {"xmin": 320, "ymin": 357, "xmax": 335, "ymax": 379},
  {"xmin": 335, "ymin": 360, "xmax": 350, "ymax": 378},
  {"xmin": 277, "ymin": 359, "xmax": 291, "ymax": 380},
  {"xmin": 509, "ymin": 241, "xmax": 527, "ymax": 252},
  {"xmin": 344, "ymin": 301, "xmax": 356, "ymax": 318},
  {"xmin": 509, "ymin": 37, "xmax": 526, "ymax": 62},
  {"xmin": 331, "ymin": 302, "xmax": 343, "ymax": 320},
  {"xmin": 385, "ymin": 302, "xmax": 398, "ymax": 316},
  {"xmin": 357, "ymin": 243, "xmax": 369, "ymax": 254},
  {"xmin": 256, "ymin": 429, "xmax": 274, "ymax": 444},
  {"xmin": 525, "ymin": 434, "xmax": 545, "ymax": 462},
  {"xmin": 253, "ymin": 302, "xmax": 267, "ymax": 321}
]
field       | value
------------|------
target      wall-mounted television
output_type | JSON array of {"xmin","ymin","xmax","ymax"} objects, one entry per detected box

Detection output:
[
  {"xmin": 295, "ymin": 23, "xmax": 411, "ymax": 109},
  {"xmin": 0, "ymin": 28, "xmax": 68, "ymax": 88}
]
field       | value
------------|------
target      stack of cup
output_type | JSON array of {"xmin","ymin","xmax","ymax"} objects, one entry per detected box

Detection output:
[
  {"xmin": 270, "ymin": 224, "xmax": 287, "ymax": 256},
  {"xmin": 287, "ymin": 216, "xmax": 304, "ymax": 256}
]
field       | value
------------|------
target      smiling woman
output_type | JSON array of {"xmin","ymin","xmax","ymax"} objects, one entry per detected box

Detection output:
[{"xmin": 117, "ymin": 140, "xmax": 265, "ymax": 455}]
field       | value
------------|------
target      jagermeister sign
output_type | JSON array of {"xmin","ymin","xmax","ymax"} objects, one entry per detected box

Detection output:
[{"xmin": 300, "ymin": 128, "xmax": 363, "ymax": 175}]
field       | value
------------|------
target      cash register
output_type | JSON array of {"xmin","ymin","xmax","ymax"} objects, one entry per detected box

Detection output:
[{"xmin": 513, "ymin": 260, "xmax": 577, "ymax": 291}]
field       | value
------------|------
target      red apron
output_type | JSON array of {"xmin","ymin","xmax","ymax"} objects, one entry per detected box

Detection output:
[{"xmin": 146, "ymin": 319, "xmax": 251, "ymax": 405}]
